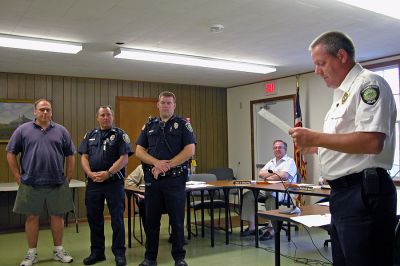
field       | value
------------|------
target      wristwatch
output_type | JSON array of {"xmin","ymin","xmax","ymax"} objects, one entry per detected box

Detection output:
[{"xmin": 108, "ymin": 170, "xmax": 115, "ymax": 180}]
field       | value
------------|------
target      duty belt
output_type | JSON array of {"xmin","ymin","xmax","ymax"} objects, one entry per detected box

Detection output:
[
  {"xmin": 160, "ymin": 166, "xmax": 187, "ymax": 178},
  {"xmin": 143, "ymin": 164, "xmax": 187, "ymax": 178},
  {"xmin": 327, "ymin": 168, "xmax": 386, "ymax": 190}
]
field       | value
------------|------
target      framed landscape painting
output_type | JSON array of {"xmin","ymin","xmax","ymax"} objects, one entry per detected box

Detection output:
[{"xmin": 0, "ymin": 100, "xmax": 35, "ymax": 142}]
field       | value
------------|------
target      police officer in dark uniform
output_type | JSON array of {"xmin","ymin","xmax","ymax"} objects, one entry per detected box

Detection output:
[
  {"xmin": 79, "ymin": 106, "xmax": 133, "ymax": 266},
  {"xmin": 136, "ymin": 91, "xmax": 196, "ymax": 266}
]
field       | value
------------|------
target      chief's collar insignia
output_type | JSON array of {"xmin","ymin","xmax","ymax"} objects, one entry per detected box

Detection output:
[{"xmin": 341, "ymin": 91, "xmax": 349, "ymax": 104}]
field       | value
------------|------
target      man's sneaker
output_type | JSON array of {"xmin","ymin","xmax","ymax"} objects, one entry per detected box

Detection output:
[
  {"xmin": 20, "ymin": 251, "xmax": 38, "ymax": 266},
  {"xmin": 53, "ymin": 248, "xmax": 73, "ymax": 263}
]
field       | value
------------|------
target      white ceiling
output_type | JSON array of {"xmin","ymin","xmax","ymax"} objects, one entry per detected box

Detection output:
[{"xmin": 0, "ymin": 0, "xmax": 399, "ymax": 88}]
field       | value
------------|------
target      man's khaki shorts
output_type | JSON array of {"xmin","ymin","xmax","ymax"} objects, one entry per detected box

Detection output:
[{"xmin": 13, "ymin": 182, "xmax": 74, "ymax": 216}]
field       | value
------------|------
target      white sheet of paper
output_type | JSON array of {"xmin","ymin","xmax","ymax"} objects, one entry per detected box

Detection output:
[
  {"xmin": 257, "ymin": 108, "xmax": 291, "ymax": 134},
  {"xmin": 186, "ymin": 184, "xmax": 214, "ymax": 189},
  {"xmin": 291, "ymin": 214, "xmax": 331, "ymax": 227},
  {"xmin": 186, "ymin": 181, "xmax": 206, "ymax": 185},
  {"xmin": 266, "ymin": 180, "xmax": 286, "ymax": 184}
]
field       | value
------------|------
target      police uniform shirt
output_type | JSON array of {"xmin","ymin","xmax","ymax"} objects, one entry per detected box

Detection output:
[
  {"xmin": 135, "ymin": 116, "xmax": 196, "ymax": 161},
  {"xmin": 319, "ymin": 63, "xmax": 396, "ymax": 180},
  {"xmin": 79, "ymin": 127, "xmax": 133, "ymax": 176}
]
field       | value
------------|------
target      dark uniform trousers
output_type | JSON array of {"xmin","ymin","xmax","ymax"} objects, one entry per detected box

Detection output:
[
  {"xmin": 85, "ymin": 179, "xmax": 126, "ymax": 257},
  {"xmin": 144, "ymin": 173, "xmax": 186, "ymax": 261},
  {"xmin": 329, "ymin": 169, "xmax": 396, "ymax": 266}
]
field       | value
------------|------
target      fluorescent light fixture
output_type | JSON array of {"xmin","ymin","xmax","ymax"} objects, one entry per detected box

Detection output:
[
  {"xmin": 0, "ymin": 33, "xmax": 82, "ymax": 54},
  {"xmin": 335, "ymin": 0, "xmax": 400, "ymax": 20},
  {"xmin": 114, "ymin": 48, "xmax": 276, "ymax": 74}
]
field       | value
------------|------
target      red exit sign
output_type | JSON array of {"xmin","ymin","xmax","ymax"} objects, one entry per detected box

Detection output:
[{"xmin": 265, "ymin": 82, "xmax": 275, "ymax": 95}]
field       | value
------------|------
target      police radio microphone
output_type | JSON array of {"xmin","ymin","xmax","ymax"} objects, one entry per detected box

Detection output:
[
  {"xmin": 159, "ymin": 121, "xmax": 165, "ymax": 130},
  {"xmin": 268, "ymin": 169, "xmax": 301, "ymax": 214}
]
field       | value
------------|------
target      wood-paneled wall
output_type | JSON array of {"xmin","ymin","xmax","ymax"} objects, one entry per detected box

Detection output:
[{"xmin": 0, "ymin": 72, "xmax": 228, "ymax": 230}]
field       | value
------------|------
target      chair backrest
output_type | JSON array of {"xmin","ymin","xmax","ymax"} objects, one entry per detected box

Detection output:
[
  {"xmin": 279, "ymin": 171, "xmax": 301, "ymax": 206},
  {"xmin": 206, "ymin": 168, "xmax": 235, "ymax": 181},
  {"xmin": 294, "ymin": 171, "xmax": 302, "ymax": 183},
  {"xmin": 189, "ymin": 173, "xmax": 217, "ymax": 182},
  {"xmin": 188, "ymin": 173, "xmax": 217, "ymax": 197}
]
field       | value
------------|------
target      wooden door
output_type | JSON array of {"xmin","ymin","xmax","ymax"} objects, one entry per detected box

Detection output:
[{"xmin": 115, "ymin": 96, "xmax": 158, "ymax": 175}]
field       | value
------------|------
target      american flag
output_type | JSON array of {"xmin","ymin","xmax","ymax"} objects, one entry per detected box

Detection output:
[{"xmin": 294, "ymin": 78, "xmax": 307, "ymax": 182}]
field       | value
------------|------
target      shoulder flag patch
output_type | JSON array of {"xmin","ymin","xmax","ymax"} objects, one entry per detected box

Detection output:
[
  {"xmin": 185, "ymin": 122, "xmax": 193, "ymax": 133},
  {"xmin": 123, "ymin": 133, "xmax": 131, "ymax": 144}
]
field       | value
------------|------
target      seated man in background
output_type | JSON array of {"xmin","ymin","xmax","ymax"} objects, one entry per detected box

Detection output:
[
  {"xmin": 241, "ymin": 140, "xmax": 297, "ymax": 240},
  {"xmin": 125, "ymin": 164, "xmax": 146, "ymax": 228}
]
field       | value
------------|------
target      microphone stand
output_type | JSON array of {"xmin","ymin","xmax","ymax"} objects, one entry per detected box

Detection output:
[{"xmin": 267, "ymin": 169, "xmax": 301, "ymax": 214}]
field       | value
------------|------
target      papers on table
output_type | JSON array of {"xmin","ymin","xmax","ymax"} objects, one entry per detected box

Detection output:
[
  {"xmin": 257, "ymin": 108, "xmax": 291, "ymax": 134},
  {"xmin": 267, "ymin": 180, "xmax": 286, "ymax": 184},
  {"xmin": 291, "ymin": 214, "xmax": 331, "ymax": 227},
  {"xmin": 316, "ymin": 201, "xmax": 330, "ymax": 207},
  {"xmin": 186, "ymin": 181, "xmax": 206, "ymax": 185},
  {"xmin": 186, "ymin": 181, "xmax": 214, "ymax": 189},
  {"xmin": 296, "ymin": 183, "xmax": 322, "ymax": 190}
]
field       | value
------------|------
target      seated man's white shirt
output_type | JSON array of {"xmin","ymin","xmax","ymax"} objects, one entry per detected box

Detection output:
[{"xmin": 261, "ymin": 154, "xmax": 297, "ymax": 202}]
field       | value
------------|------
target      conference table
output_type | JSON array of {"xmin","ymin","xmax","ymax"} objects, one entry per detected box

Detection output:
[
  {"xmin": 259, "ymin": 204, "xmax": 330, "ymax": 266},
  {"xmin": 245, "ymin": 182, "xmax": 330, "ymax": 247},
  {"xmin": 125, "ymin": 180, "xmax": 331, "ymax": 248},
  {"xmin": 125, "ymin": 183, "xmax": 225, "ymax": 248},
  {"xmin": 0, "ymin": 179, "xmax": 86, "ymax": 233}
]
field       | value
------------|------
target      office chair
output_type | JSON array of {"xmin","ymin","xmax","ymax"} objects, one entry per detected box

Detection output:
[
  {"xmin": 188, "ymin": 173, "xmax": 232, "ymax": 237},
  {"xmin": 132, "ymin": 194, "xmax": 172, "ymax": 245},
  {"xmin": 394, "ymin": 219, "xmax": 400, "ymax": 265},
  {"xmin": 206, "ymin": 167, "xmax": 240, "ymax": 213},
  {"xmin": 271, "ymin": 171, "xmax": 301, "ymax": 241},
  {"xmin": 133, "ymin": 194, "xmax": 145, "ymax": 245}
]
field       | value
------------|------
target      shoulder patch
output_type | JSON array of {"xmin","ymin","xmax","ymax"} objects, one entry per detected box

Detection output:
[
  {"xmin": 185, "ymin": 122, "xmax": 193, "ymax": 133},
  {"xmin": 361, "ymin": 85, "xmax": 380, "ymax": 105},
  {"xmin": 123, "ymin": 133, "xmax": 130, "ymax": 144}
]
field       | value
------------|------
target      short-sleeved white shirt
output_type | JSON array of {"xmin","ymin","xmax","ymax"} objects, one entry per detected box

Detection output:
[
  {"xmin": 318, "ymin": 63, "xmax": 396, "ymax": 180},
  {"xmin": 261, "ymin": 154, "xmax": 297, "ymax": 182}
]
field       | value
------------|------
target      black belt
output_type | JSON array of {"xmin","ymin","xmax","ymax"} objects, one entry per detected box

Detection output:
[
  {"xmin": 328, "ymin": 168, "xmax": 387, "ymax": 190},
  {"xmin": 160, "ymin": 166, "xmax": 187, "ymax": 178},
  {"xmin": 143, "ymin": 165, "xmax": 187, "ymax": 178}
]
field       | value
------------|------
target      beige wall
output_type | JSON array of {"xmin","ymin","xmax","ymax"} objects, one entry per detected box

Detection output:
[
  {"xmin": 227, "ymin": 73, "xmax": 332, "ymax": 183},
  {"xmin": 227, "ymin": 55, "xmax": 400, "ymax": 184}
]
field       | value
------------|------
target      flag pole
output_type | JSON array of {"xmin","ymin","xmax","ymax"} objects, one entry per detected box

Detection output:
[{"xmin": 294, "ymin": 75, "xmax": 307, "ymax": 206}]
